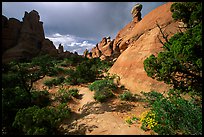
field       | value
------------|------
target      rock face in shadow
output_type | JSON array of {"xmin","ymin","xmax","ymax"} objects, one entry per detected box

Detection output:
[
  {"xmin": 108, "ymin": 2, "xmax": 184, "ymax": 93},
  {"xmin": 2, "ymin": 10, "xmax": 58, "ymax": 63},
  {"xmin": 2, "ymin": 16, "xmax": 22, "ymax": 54}
]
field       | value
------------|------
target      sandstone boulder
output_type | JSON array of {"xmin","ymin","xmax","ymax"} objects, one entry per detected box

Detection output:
[{"xmin": 131, "ymin": 3, "xmax": 142, "ymax": 21}]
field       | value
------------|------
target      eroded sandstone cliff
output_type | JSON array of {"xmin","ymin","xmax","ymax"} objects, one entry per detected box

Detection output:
[
  {"xmin": 2, "ymin": 10, "xmax": 60, "ymax": 63},
  {"xmin": 108, "ymin": 2, "xmax": 183, "ymax": 94}
]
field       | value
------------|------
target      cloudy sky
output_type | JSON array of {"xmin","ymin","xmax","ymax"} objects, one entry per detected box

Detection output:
[{"xmin": 2, "ymin": 2, "xmax": 166, "ymax": 54}]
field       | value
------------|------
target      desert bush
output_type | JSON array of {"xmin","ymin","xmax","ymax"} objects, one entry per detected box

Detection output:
[
  {"xmin": 119, "ymin": 91, "xmax": 135, "ymax": 101},
  {"xmin": 65, "ymin": 61, "xmax": 98, "ymax": 85},
  {"xmin": 56, "ymin": 88, "xmax": 72, "ymax": 103},
  {"xmin": 68, "ymin": 88, "xmax": 79, "ymax": 97},
  {"xmin": 31, "ymin": 90, "xmax": 50, "ymax": 108},
  {"xmin": 93, "ymin": 88, "xmax": 114, "ymax": 102},
  {"xmin": 47, "ymin": 67, "xmax": 66, "ymax": 77},
  {"xmin": 64, "ymin": 69, "xmax": 80, "ymax": 85},
  {"xmin": 89, "ymin": 79, "xmax": 117, "ymax": 102},
  {"xmin": 12, "ymin": 103, "xmax": 71, "ymax": 135},
  {"xmin": 44, "ymin": 77, "xmax": 65, "ymax": 88},
  {"xmin": 141, "ymin": 91, "xmax": 164, "ymax": 105},
  {"xmin": 88, "ymin": 79, "xmax": 117, "ymax": 92},
  {"xmin": 140, "ymin": 89, "xmax": 202, "ymax": 135}
]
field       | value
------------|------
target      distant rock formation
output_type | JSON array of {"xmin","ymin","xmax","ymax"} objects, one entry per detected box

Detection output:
[
  {"xmin": 58, "ymin": 43, "xmax": 64, "ymax": 54},
  {"xmin": 2, "ymin": 10, "xmax": 75, "ymax": 63},
  {"xmin": 83, "ymin": 36, "xmax": 115, "ymax": 61}
]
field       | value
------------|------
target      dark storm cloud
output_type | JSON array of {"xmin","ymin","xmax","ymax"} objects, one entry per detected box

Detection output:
[
  {"xmin": 2, "ymin": 2, "xmax": 165, "ymax": 42},
  {"xmin": 2, "ymin": 2, "xmax": 165, "ymax": 54}
]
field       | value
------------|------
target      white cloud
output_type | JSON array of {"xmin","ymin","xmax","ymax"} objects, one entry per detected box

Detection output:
[{"xmin": 46, "ymin": 33, "xmax": 95, "ymax": 55}]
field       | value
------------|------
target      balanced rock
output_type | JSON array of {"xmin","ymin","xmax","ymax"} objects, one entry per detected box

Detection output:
[{"xmin": 131, "ymin": 3, "xmax": 142, "ymax": 21}]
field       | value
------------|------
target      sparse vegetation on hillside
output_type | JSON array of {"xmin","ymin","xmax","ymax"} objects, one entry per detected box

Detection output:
[
  {"xmin": 3, "ymin": 51, "xmax": 116, "ymax": 135},
  {"xmin": 44, "ymin": 77, "xmax": 65, "ymax": 88}
]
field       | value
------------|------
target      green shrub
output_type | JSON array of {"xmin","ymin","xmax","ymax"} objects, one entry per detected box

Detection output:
[
  {"xmin": 93, "ymin": 88, "xmax": 114, "ymax": 102},
  {"xmin": 89, "ymin": 79, "xmax": 117, "ymax": 102},
  {"xmin": 44, "ymin": 77, "xmax": 65, "ymax": 88},
  {"xmin": 140, "ymin": 89, "xmax": 202, "ymax": 135},
  {"xmin": 65, "ymin": 69, "xmax": 79, "ymax": 85},
  {"xmin": 141, "ymin": 91, "xmax": 164, "ymax": 105},
  {"xmin": 68, "ymin": 88, "xmax": 79, "ymax": 97},
  {"xmin": 56, "ymin": 88, "xmax": 71, "ymax": 103},
  {"xmin": 2, "ymin": 87, "xmax": 31, "ymax": 130},
  {"xmin": 47, "ymin": 67, "xmax": 66, "ymax": 76},
  {"xmin": 119, "ymin": 91, "xmax": 134, "ymax": 101},
  {"xmin": 12, "ymin": 103, "xmax": 71, "ymax": 135},
  {"xmin": 31, "ymin": 90, "xmax": 50, "ymax": 107},
  {"xmin": 88, "ymin": 79, "xmax": 117, "ymax": 92}
]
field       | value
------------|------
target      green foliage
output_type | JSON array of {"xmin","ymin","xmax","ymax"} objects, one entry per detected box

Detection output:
[
  {"xmin": 119, "ymin": 91, "xmax": 134, "ymax": 101},
  {"xmin": 143, "ymin": 6, "xmax": 202, "ymax": 133},
  {"xmin": 62, "ymin": 54, "xmax": 86, "ymax": 66},
  {"xmin": 68, "ymin": 88, "xmax": 79, "ymax": 97},
  {"xmin": 12, "ymin": 104, "xmax": 71, "ymax": 135},
  {"xmin": 89, "ymin": 79, "xmax": 117, "ymax": 102},
  {"xmin": 144, "ymin": 23, "xmax": 202, "ymax": 94},
  {"xmin": 31, "ymin": 90, "xmax": 51, "ymax": 108},
  {"xmin": 56, "ymin": 88, "xmax": 72, "ymax": 103},
  {"xmin": 2, "ymin": 87, "xmax": 31, "ymax": 126},
  {"xmin": 93, "ymin": 88, "xmax": 114, "ymax": 102},
  {"xmin": 47, "ymin": 67, "xmax": 66, "ymax": 77},
  {"xmin": 141, "ymin": 91, "xmax": 164, "ymax": 105},
  {"xmin": 88, "ymin": 79, "xmax": 117, "ymax": 92},
  {"xmin": 31, "ymin": 55, "xmax": 56, "ymax": 76},
  {"xmin": 44, "ymin": 77, "xmax": 65, "ymax": 88},
  {"xmin": 141, "ymin": 89, "xmax": 202, "ymax": 135},
  {"xmin": 144, "ymin": 2, "xmax": 202, "ymax": 95},
  {"xmin": 170, "ymin": 2, "xmax": 202, "ymax": 28},
  {"xmin": 64, "ymin": 58, "xmax": 113, "ymax": 86}
]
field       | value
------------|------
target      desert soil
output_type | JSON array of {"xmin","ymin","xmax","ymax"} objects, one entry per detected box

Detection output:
[{"xmin": 33, "ymin": 76, "xmax": 155, "ymax": 135}]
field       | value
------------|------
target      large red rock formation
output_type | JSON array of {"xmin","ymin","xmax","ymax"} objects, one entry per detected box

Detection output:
[
  {"xmin": 109, "ymin": 2, "xmax": 183, "ymax": 94},
  {"xmin": 2, "ymin": 10, "xmax": 58, "ymax": 63}
]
